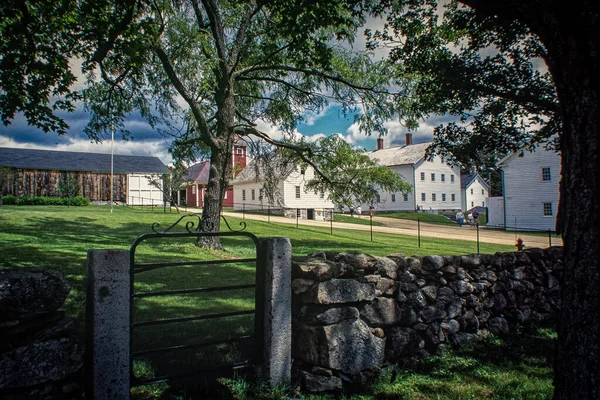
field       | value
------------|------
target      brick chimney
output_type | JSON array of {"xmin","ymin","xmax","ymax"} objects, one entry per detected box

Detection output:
[
  {"xmin": 377, "ymin": 138, "xmax": 384, "ymax": 150},
  {"xmin": 406, "ymin": 133, "xmax": 413, "ymax": 146}
]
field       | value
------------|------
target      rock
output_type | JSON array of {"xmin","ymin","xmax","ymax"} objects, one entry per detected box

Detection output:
[
  {"xmin": 303, "ymin": 279, "xmax": 376, "ymax": 304},
  {"xmin": 458, "ymin": 310, "xmax": 479, "ymax": 333},
  {"xmin": 436, "ymin": 286, "xmax": 455, "ymax": 304},
  {"xmin": 309, "ymin": 251, "xmax": 327, "ymax": 259},
  {"xmin": 446, "ymin": 299, "xmax": 462, "ymax": 319},
  {"xmin": 372, "ymin": 327, "xmax": 385, "ymax": 338},
  {"xmin": 422, "ymin": 256, "xmax": 444, "ymax": 271},
  {"xmin": 441, "ymin": 319, "xmax": 460, "ymax": 334},
  {"xmin": 386, "ymin": 327, "xmax": 423, "ymax": 359},
  {"xmin": 364, "ymin": 275, "xmax": 395, "ymax": 296},
  {"xmin": 400, "ymin": 282, "xmax": 419, "ymax": 293},
  {"xmin": 488, "ymin": 317, "xmax": 509, "ymax": 335},
  {"xmin": 460, "ymin": 254, "xmax": 482, "ymax": 269},
  {"xmin": 293, "ymin": 259, "xmax": 341, "ymax": 281},
  {"xmin": 492, "ymin": 293, "xmax": 508, "ymax": 310},
  {"xmin": 299, "ymin": 306, "xmax": 360, "ymax": 325},
  {"xmin": 294, "ymin": 319, "xmax": 385, "ymax": 374},
  {"xmin": 0, "ymin": 338, "xmax": 82, "ymax": 388},
  {"xmin": 512, "ymin": 267, "xmax": 526, "ymax": 280},
  {"xmin": 406, "ymin": 257, "xmax": 422, "ymax": 274},
  {"xmin": 311, "ymin": 366, "xmax": 333, "ymax": 377},
  {"xmin": 422, "ymin": 322, "xmax": 445, "ymax": 349},
  {"xmin": 0, "ymin": 268, "xmax": 70, "ymax": 321},
  {"xmin": 450, "ymin": 332, "xmax": 478, "ymax": 347},
  {"xmin": 407, "ymin": 291, "xmax": 427, "ymax": 310},
  {"xmin": 292, "ymin": 278, "xmax": 316, "ymax": 294},
  {"xmin": 387, "ymin": 254, "xmax": 408, "ymax": 272},
  {"xmin": 419, "ymin": 305, "xmax": 447, "ymax": 323},
  {"xmin": 421, "ymin": 286, "xmax": 438, "ymax": 302},
  {"xmin": 452, "ymin": 280, "xmax": 474, "ymax": 295},
  {"xmin": 300, "ymin": 370, "xmax": 342, "ymax": 392},
  {"xmin": 374, "ymin": 257, "xmax": 399, "ymax": 279},
  {"xmin": 398, "ymin": 308, "xmax": 418, "ymax": 326},
  {"xmin": 398, "ymin": 271, "xmax": 416, "ymax": 283},
  {"xmin": 416, "ymin": 279, "xmax": 427, "ymax": 287},
  {"xmin": 359, "ymin": 298, "xmax": 402, "ymax": 327}
]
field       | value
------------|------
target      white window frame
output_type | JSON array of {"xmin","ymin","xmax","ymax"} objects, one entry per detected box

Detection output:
[
  {"xmin": 542, "ymin": 167, "xmax": 552, "ymax": 181},
  {"xmin": 543, "ymin": 202, "xmax": 553, "ymax": 216},
  {"xmin": 295, "ymin": 186, "xmax": 301, "ymax": 199},
  {"xmin": 421, "ymin": 192, "xmax": 426, "ymax": 201}
]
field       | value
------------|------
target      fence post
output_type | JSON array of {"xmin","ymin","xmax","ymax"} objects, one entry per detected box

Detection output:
[
  {"xmin": 330, "ymin": 209, "xmax": 333, "ymax": 234},
  {"xmin": 370, "ymin": 213, "xmax": 373, "ymax": 242},
  {"xmin": 548, "ymin": 229, "xmax": 552, "ymax": 247},
  {"xmin": 476, "ymin": 222, "xmax": 480, "ymax": 254},
  {"xmin": 418, "ymin": 218, "xmax": 421, "ymax": 248},
  {"xmin": 268, "ymin": 205, "xmax": 271, "ymax": 223},
  {"xmin": 258, "ymin": 238, "xmax": 292, "ymax": 387},
  {"xmin": 86, "ymin": 249, "xmax": 130, "ymax": 400},
  {"xmin": 243, "ymin": 203, "xmax": 245, "ymax": 220},
  {"xmin": 296, "ymin": 208, "xmax": 299, "ymax": 229}
]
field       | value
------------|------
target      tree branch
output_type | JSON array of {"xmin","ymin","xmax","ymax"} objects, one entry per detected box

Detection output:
[{"xmin": 230, "ymin": 1, "xmax": 262, "ymax": 71}]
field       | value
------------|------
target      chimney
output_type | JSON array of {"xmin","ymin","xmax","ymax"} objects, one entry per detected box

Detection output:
[
  {"xmin": 376, "ymin": 138, "xmax": 384, "ymax": 150},
  {"xmin": 406, "ymin": 133, "xmax": 413, "ymax": 146}
]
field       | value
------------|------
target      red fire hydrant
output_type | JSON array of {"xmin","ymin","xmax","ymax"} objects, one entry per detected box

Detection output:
[{"xmin": 515, "ymin": 237, "xmax": 525, "ymax": 251}]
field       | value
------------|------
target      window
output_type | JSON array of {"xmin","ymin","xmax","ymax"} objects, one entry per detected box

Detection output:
[
  {"xmin": 543, "ymin": 202, "xmax": 553, "ymax": 216},
  {"xmin": 391, "ymin": 193, "xmax": 396, "ymax": 202},
  {"xmin": 236, "ymin": 148, "xmax": 243, "ymax": 155},
  {"xmin": 431, "ymin": 173, "xmax": 436, "ymax": 182},
  {"xmin": 224, "ymin": 191, "xmax": 227, "ymax": 199},
  {"xmin": 441, "ymin": 174, "xmax": 446, "ymax": 182},
  {"xmin": 295, "ymin": 186, "xmax": 301, "ymax": 199},
  {"xmin": 376, "ymin": 193, "xmax": 381, "ymax": 203},
  {"xmin": 482, "ymin": 189, "xmax": 485, "ymax": 195},
  {"xmin": 420, "ymin": 172, "xmax": 425, "ymax": 181},
  {"xmin": 470, "ymin": 188, "xmax": 474, "ymax": 195},
  {"xmin": 482, "ymin": 201, "xmax": 485, "ymax": 206},
  {"xmin": 451, "ymin": 175, "xmax": 455, "ymax": 183},
  {"xmin": 403, "ymin": 193, "xmax": 408, "ymax": 201},
  {"xmin": 192, "ymin": 185, "xmax": 196, "ymax": 194},
  {"xmin": 451, "ymin": 193, "xmax": 456, "ymax": 202},
  {"xmin": 421, "ymin": 192, "xmax": 426, "ymax": 201},
  {"xmin": 251, "ymin": 189, "xmax": 255, "ymax": 200},
  {"xmin": 432, "ymin": 193, "xmax": 436, "ymax": 201},
  {"xmin": 471, "ymin": 201, "xmax": 474, "ymax": 207},
  {"xmin": 542, "ymin": 167, "xmax": 551, "ymax": 181},
  {"xmin": 319, "ymin": 191, "xmax": 324, "ymax": 199},
  {"xmin": 242, "ymin": 190, "xmax": 246, "ymax": 201},
  {"xmin": 259, "ymin": 188, "xmax": 264, "ymax": 200},
  {"xmin": 442, "ymin": 193, "xmax": 446, "ymax": 201},
  {"xmin": 300, "ymin": 166, "xmax": 306, "ymax": 174}
]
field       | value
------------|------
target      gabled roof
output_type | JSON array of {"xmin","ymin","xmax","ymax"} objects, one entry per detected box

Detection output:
[
  {"xmin": 461, "ymin": 173, "xmax": 490, "ymax": 191},
  {"xmin": 233, "ymin": 155, "xmax": 294, "ymax": 185},
  {"xmin": 0, "ymin": 147, "xmax": 168, "ymax": 174},
  {"xmin": 368, "ymin": 142, "xmax": 430, "ymax": 166},
  {"xmin": 184, "ymin": 161, "xmax": 210, "ymax": 184}
]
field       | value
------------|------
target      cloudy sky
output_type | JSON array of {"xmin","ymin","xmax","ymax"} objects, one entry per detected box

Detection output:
[{"xmin": 0, "ymin": 15, "xmax": 454, "ymax": 166}]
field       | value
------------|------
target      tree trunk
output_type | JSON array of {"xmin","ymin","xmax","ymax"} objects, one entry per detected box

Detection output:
[{"xmin": 539, "ymin": 9, "xmax": 600, "ymax": 400}]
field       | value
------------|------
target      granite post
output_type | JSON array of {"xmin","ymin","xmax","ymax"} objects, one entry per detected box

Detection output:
[
  {"xmin": 86, "ymin": 249, "xmax": 131, "ymax": 400},
  {"xmin": 259, "ymin": 237, "xmax": 292, "ymax": 387}
]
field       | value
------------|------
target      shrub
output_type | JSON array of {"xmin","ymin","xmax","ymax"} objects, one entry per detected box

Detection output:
[
  {"xmin": 1, "ymin": 195, "xmax": 17, "ymax": 205},
  {"xmin": 7, "ymin": 195, "xmax": 90, "ymax": 206}
]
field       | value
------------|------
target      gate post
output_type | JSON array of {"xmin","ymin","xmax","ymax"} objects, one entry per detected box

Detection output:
[
  {"xmin": 86, "ymin": 249, "xmax": 131, "ymax": 400},
  {"xmin": 258, "ymin": 237, "xmax": 292, "ymax": 387}
]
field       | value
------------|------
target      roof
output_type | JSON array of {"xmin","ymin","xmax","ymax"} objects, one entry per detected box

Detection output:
[
  {"xmin": 233, "ymin": 155, "xmax": 294, "ymax": 184},
  {"xmin": 184, "ymin": 161, "xmax": 210, "ymax": 184},
  {"xmin": 461, "ymin": 173, "xmax": 490, "ymax": 191},
  {"xmin": 368, "ymin": 142, "xmax": 430, "ymax": 166},
  {"xmin": 0, "ymin": 147, "xmax": 168, "ymax": 174}
]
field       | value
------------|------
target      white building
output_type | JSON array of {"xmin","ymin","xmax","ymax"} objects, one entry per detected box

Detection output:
[
  {"xmin": 232, "ymin": 159, "xmax": 335, "ymax": 220},
  {"xmin": 367, "ymin": 134, "xmax": 462, "ymax": 212},
  {"xmin": 461, "ymin": 174, "xmax": 490, "ymax": 211},
  {"xmin": 495, "ymin": 146, "xmax": 561, "ymax": 231}
]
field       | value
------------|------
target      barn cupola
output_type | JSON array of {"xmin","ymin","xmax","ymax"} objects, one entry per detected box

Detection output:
[{"xmin": 232, "ymin": 137, "xmax": 247, "ymax": 177}]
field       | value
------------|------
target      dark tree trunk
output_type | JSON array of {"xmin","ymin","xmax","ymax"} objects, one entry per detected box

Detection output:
[{"xmin": 540, "ymin": 10, "xmax": 600, "ymax": 400}]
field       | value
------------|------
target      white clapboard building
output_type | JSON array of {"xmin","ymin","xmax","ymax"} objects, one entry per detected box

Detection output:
[{"xmin": 366, "ymin": 134, "xmax": 462, "ymax": 212}]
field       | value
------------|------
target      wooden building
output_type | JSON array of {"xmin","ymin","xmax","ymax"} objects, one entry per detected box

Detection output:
[{"xmin": 0, "ymin": 147, "xmax": 168, "ymax": 204}]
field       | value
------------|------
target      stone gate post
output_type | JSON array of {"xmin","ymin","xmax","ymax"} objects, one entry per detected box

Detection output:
[
  {"xmin": 86, "ymin": 249, "xmax": 131, "ymax": 400},
  {"xmin": 258, "ymin": 237, "xmax": 292, "ymax": 387}
]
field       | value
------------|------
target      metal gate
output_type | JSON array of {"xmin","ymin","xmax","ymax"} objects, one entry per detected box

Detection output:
[{"xmin": 128, "ymin": 214, "xmax": 264, "ymax": 387}]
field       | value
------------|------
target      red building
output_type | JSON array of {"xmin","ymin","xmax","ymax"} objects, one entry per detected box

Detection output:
[{"xmin": 178, "ymin": 141, "xmax": 246, "ymax": 208}]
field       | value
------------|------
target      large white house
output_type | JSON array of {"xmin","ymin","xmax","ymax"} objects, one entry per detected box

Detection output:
[
  {"xmin": 461, "ymin": 174, "xmax": 490, "ymax": 211},
  {"xmin": 493, "ymin": 146, "xmax": 561, "ymax": 231},
  {"xmin": 232, "ymin": 158, "xmax": 335, "ymax": 220},
  {"xmin": 367, "ymin": 134, "xmax": 462, "ymax": 212}
]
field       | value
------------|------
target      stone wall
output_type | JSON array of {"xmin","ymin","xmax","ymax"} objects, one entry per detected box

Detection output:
[
  {"xmin": 0, "ymin": 268, "xmax": 83, "ymax": 400},
  {"xmin": 292, "ymin": 247, "xmax": 562, "ymax": 392}
]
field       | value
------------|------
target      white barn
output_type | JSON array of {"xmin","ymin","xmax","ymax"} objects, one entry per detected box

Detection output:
[
  {"xmin": 367, "ymin": 135, "xmax": 462, "ymax": 212},
  {"xmin": 497, "ymin": 146, "xmax": 561, "ymax": 231},
  {"xmin": 232, "ymin": 159, "xmax": 335, "ymax": 220},
  {"xmin": 461, "ymin": 174, "xmax": 490, "ymax": 211}
]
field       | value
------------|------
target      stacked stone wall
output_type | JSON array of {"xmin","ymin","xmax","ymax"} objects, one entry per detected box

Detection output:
[
  {"xmin": 292, "ymin": 247, "xmax": 562, "ymax": 392},
  {"xmin": 0, "ymin": 268, "xmax": 83, "ymax": 400}
]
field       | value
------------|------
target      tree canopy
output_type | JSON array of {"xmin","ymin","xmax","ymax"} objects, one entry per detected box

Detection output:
[{"xmin": 367, "ymin": 0, "xmax": 560, "ymax": 174}]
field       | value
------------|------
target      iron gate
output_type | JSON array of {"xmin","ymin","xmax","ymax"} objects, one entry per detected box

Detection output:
[{"xmin": 129, "ymin": 214, "xmax": 264, "ymax": 387}]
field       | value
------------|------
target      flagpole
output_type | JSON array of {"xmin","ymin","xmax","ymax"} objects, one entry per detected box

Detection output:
[{"xmin": 110, "ymin": 124, "xmax": 114, "ymax": 213}]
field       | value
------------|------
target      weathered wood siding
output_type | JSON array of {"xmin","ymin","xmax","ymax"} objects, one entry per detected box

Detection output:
[{"xmin": 2, "ymin": 169, "xmax": 127, "ymax": 202}]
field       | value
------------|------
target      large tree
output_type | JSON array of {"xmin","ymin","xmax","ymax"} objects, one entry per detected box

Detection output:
[
  {"xmin": 376, "ymin": 1, "xmax": 598, "ymax": 397},
  {"xmin": 2, "ymin": 0, "xmax": 409, "ymax": 247}
]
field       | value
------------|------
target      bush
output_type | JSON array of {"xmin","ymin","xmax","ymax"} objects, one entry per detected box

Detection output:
[
  {"xmin": 4, "ymin": 195, "xmax": 90, "ymax": 206},
  {"xmin": 1, "ymin": 195, "xmax": 17, "ymax": 205}
]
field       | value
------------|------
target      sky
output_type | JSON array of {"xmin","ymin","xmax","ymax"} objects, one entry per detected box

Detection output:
[{"xmin": 0, "ymin": 14, "xmax": 457, "ymax": 167}]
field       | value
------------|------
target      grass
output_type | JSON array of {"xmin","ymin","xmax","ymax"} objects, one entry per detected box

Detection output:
[
  {"xmin": 378, "ymin": 211, "xmax": 457, "ymax": 226},
  {"xmin": 0, "ymin": 205, "xmax": 542, "ymax": 399},
  {"xmin": 333, "ymin": 213, "xmax": 384, "ymax": 226}
]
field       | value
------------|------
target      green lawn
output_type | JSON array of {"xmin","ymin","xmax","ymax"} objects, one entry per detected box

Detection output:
[
  {"xmin": 0, "ymin": 205, "xmax": 545, "ymax": 399},
  {"xmin": 333, "ymin": 213, "xmax": 384, "ymax": 226},
  {"xmin": 378, "ymin": 211, "xmax": 458, "ymax": 226}
]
